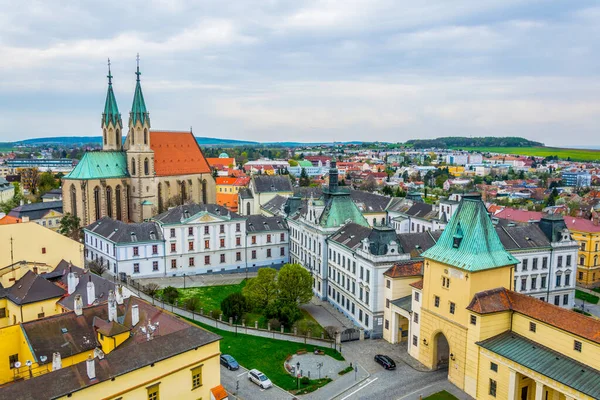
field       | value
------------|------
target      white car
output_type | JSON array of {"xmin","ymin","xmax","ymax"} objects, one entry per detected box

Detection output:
[{"xmin": 248, "ymin": 369, "xmax": 273, "ymax": 389}]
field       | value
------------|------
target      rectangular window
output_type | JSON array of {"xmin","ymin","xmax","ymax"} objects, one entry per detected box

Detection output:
[
  {"xmin": 152, "ymin": 245, "xmax": 158, "ymax": 254},
  {"xmin": 220, "ymin": 224, "xmax": 225, "ymax": 234},
  {"xmin": 563, "ymin": 294, "xmax": 569, "ymax": 305},
  {"xmin": 541, "ymin": 276, "xmax": 547, "ymax": 289},
  {"xmin": 412, "ymin": 335, "xmax": 418, "ymax": 346},
  {"xmin": 521, "ymin": 278, "xmax": 527, "ymax": 291},
  {"xmin": 170, "ymin": 243, "xmax": 176, "ymax": 253},
  {"xmin": 236, "ymin": 237, "xmax": 241, "ymax": 246},
  {"xmin": 280, "ymin": 233, "xmax": 285, "ymax": 241},
  {"xmin": 153, "ymin": 261, "xmax": 159, "ymax": 271},
  {"xmin": 542, "ymin": 257, "xmax": 548, "ymax": 269},
  {"xmin": 434, "ymin": 296, "xmax": 440, "ymax": 307},
  {"xmin": 385, "ymin": 319, "xmax": 389, "ymax": 330},
  {"xmin": 189, "ymin": 257, "xmax": 195, "ymax": 267},
  {"xmin": 267, "ymin": 234, "xmax": 272, "ymax": 243},
  {"xmin": 134, "ymin": 263, "xmax": 140, "ymax": 273},
  {"xmin": 38, "ymin": 312, "xmax": 45, "ymax": 319},
  {"xmin": 204, "ymin": 255, "xmax": 210, "ymax": 265},
  {"xmin": 0, "ymin": 308, "xmax": 7, "ymax": 318},
  {"xmin": 574, "ymin": 340, "xmax": 582, "ymax": 352},
  {"xmin": 171, "ymin": 259, "xmax": 177, "ymax": 269},
  {"xmin": 531, "ymin": 277, "xmax": 537, "ymax": 290},
  {"xmin": 267, "ymin": 249, "xmax": 271, "ymax": 258},
  {"xmin": 558, "ymin": 256, "xmax": 563, "ymax": 267},
  {"xmin": 365, "ymin": 315, "xmax": 369, "ymax": 327},
  {"xmin": 565, "ymin": 274, "xmax": 570, "ymax": 286},
  {"xmin": 170, "ymin": 228, "xmax": 175, "ymax": 238},
  {"xmin": 188, "ymin": 242, "xmax": 194, "ymax": 251},
  {"xmin": 236, "ymin": 252, "xmax": 241, "ymax": 261},
  {"xmin": 251, "ymin": 236, "xmax": 257, "ymax": 244},
  {"xmin": 554, "ymin": 295, "xmax": 560, "ymax": 306},
  {"xmin": 522, "ymin": 259, "xmax": 528, "ymax": 271},
  {"xmin": 147, "ymin": 383, "xmax": 159, "ymax": 400},
  {"xmin": 220, "ymin": 238, "xmax": 225, "ymax": 248},
  {"xmin": 236, "ymin": 223, "xmax": 241, "ymax": 232},
  {"xmin": 470, "ymin": 315, "xmax": 477, "ymax": 325},
  {"xmin": 489, "ymin": 379, "xmax": 497, "ymax": 397},
  {"xmin": 386, "ymin": 279, "xmax": 390, "ymax": 289},
  {"xmin": 556, "ymin": 275, "xmax": 561, "ymax": 287},
  {"xmin": 252, "ymin": 250, "xmax": 257, "ymax": 259},
  {"xmin": 415, "ymin": 292, "xmax": 420, "ymax": 302},
  {"xmin": 220, "ymin": 254, "xmax": 225, "ymax": 263},
  {"xmin": 366, "ymin": 270, "xmax": 370, "ymax": 283},
  {"xmin": 386, "ymin": 298, "xmax": 390, "ymax": 308},
  {"xmin": 133, "ymin": 246, "xmax": 139, "ymax": 256},
  {"xmin": 449, "ymin": 302, "xmax": 455, "ymax": 314},
  {"xmin": 188, "ymin": 227, "xmax": 193, "ymax": 236},
  {"xmin": 280, "ymin": 247, "xmax": 285, "ymax": 256},
  {"xmin": 490, "ymin": 362, "xmax": 498, "ymax": 372},
  {"xmin": 204, "ymin": 226, "xmax": 209, "ymax": 234},
  {"xmin": 566, "ymin": 255, "xmax": 572, "ymax": 266},
  {"xmin": 204, "ymin": 240, "xmax": 210, "ymax": 249},
  {"xmin": 413, "ymin": 312, "xmax": 419, "ymax": 324},
  {"xmin": 532, "ymin": 258, "xmax": 538, "ymax": 270},
  {"xmin": 529, "ymin": 322, "xmax": 536, "ymax": 332}
]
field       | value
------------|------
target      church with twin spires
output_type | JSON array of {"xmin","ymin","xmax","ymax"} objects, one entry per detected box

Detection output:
[{"xmin": 62, "ymin": 59, "xmax": 216, "ymax": 225}]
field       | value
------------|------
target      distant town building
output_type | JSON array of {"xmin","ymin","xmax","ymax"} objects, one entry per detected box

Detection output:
[
  {"xmin": 9, "ymin": 201, "xmax": 63, "ymax": 231},
  {"xmin": 562, "ymin": 171, "xmax": 592, "ymax": 187},
  {"xmin": 238, "ymin": 175, "xmax": 293, "ymax": 216},
  {"xmin": 0, "ymin": 177, "xmax": 14, "ymax": 203}
]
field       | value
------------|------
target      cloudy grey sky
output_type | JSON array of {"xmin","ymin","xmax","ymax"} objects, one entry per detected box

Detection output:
[{"xmin": 0, "ymin": 1, "xmax": 598, "ymax": 145}]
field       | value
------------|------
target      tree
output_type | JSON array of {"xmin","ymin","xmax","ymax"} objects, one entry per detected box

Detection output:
[
  {"xmin": 58, "ymin": 213, "xmax": 81, "ymax": 240},
  {"xmin": 243, "ymin": 267, "xmax": 278, "ymax": 309},
  {"xmin": 88, "ymin": 260, "xmax": 107, "ymax": 276},
  {"xmin": 277, "ymin": 263, "xmax": 312, "ymax": 305},
  {"xmin": 142, "ymin": 283, "xmax": 161, "ymax": 297},
  {"xmin": 220, "ymin": 292, "xmax": 250, "ymax": 319},
  {"xmin": 381, "ymin": 185, "xmax": 393, "ymax": 196},
  {"xmin": 38, "ymin": 171, "xmax": 59, "ymax": 196},
  {"xmin": 299, "ymin": 168, "xmax": 310, "ymax": 187},
  {"xmin": 162, "ymin": 286, "xmax": 180, "ymax": 304},
  {"xmin": 359, "ymin": 175, "xmax": 378, "ymax": 192},
  {"xmin": 545, "ymin": 188, "xmax": 559, "ymax": 207}
]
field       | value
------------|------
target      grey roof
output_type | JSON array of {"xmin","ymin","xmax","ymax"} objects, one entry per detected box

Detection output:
[
  {"xmin": 367, "ymin": 225, "xmax": 399, "ymax": 255},
  {"xmin": 391, "ymin": 295, "xmax": 412, "ymax": 313},
  {"xmin": 239, "ymin": 188, "xmax": 254, "ymax": 199},
  {"xmin": 396, "ymin": 230, "xmax": 441, "ymax": 258},
  {"xmin": 51, "ymin": 260, "xmax": 118, "ymax": 310},
  {"xmin": 252, "ymin": 175, "xmax": 293, "ymax": 193},
  {"xmin": 3, "ymin": 270, "xmax": 66, "ymax": 305},
  {"xmin": 261, "ymin": 195, "xmax": 288, "ymax": 215},
  {"xmin": 404, "ymin": 203, "xmax": 438, "ymax": 221},
  {"xmin": 329, "ymin": 223, "xmax": 373, "ymax": 250},
  {"xmin": 246, "ymin": 215, "xmax": 288, "ymax": 232},
  {"xmin": 495, "ymin": 223, "xmax": 551, "ymax": 250},
  {"xmin": 386, "ymin": 197, "xmax": 413, "ymax": 213},
  {"xmin": 538, "ymin": 213, "xmax": 569, "ymax": 243},
  {"xmin": 293, "ymin": 187, "xmax": 390, "ymax": 213},
  {"xmin": 41, "ymin": 188, "xmax": 63, "ymax": 199},
  {"xmin": 478, "ymin": 332, "xmax": 600, "ymax": 399},
  {"xmin": 85, "ymin": 217, "xmax": 163, "ymax": 243},
  {"xmin": 153, "ymin": 203, "xmax": 242, "ymax": 225},
  {"xmin": 9, "ymin": 200, "xmax": 63, "ymax": 220},
  {"xmin": 293, "ymin": 187, "xmax": 323, "ymax": 199},
  {"xmin": 0, "ymin": 177, "xmax": 13, "ymax": 191}
]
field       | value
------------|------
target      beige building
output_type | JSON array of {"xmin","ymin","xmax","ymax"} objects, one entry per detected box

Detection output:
[{"xmin": 62, "ymin": 61, "xmax": 215, "ymax": 225}]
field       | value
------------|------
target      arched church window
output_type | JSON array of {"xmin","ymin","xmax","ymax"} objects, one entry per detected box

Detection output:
[
  {"xmin": 157, "ymin": 183, "xmax": 163, "ymax": 213},
  {"xmin": 93, "ymin": 186, "xmax": 101, "ymax": 221},
  {"xmin": 116, "ymin": 185, "xmax": 122, "ymax": 220},
  {"xmin": 103, "ymin": 129, "xmax": 107, "ymax": 145},
  {"xmin": 70, "ymin": 184, "xmax": 77, "ymax": 218},
  {"xmin": 106, "ymin": 186, "xmax": 113, "ymax": 218},
  {"xmin": 202, "ymin": 180, "xmax": 207, "ymax": 204},
  {"xmin": 181, "ymin": 181, "xmax": 187, "ymax": 204},
  {"xmin": 246, "ymin": 202, "xmax": 251, "ymax": 216},
  {"xmin": 144, "ymin": 158, "xmax": 149, "ymax": 175},
  {"xmin": 116, "ymin": 129, "xmax": 120, "ymax": 147},
  {"xmin": 131, "ymin": 129, "xmax": 135, "ymax": 145},
  {"xmin": 144, "ymin": 128, "xmax": 148, "ymax": 145},
  {"xmin": 131, "ymin": 158, "xmax": 136, "ymax": 175}
]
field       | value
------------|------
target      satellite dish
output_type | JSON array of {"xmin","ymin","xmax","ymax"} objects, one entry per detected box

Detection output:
[
  {"xmin": 14, "ymin": 362, "xmax": 21, "ymax": 368},
  {"xmin": 25, "ymin": 360, "xmax": 32, "ymax": 367}
]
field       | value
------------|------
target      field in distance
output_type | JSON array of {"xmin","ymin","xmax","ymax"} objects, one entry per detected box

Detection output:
[{"xmin": 451, "ymin": 146, "xmax": 600, "ymax": 162}]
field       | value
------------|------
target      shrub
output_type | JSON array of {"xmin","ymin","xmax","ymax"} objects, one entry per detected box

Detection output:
[
  {"xmin": 268, "ymin": 318, "xmax": 281, "ymax": 331},
  {"xmin": 211, "ymin": 309, "xmax": 221, "ymax": 319},
  {"xmin": 183, "ymin": 297, "xmax": 201, "ymax": 312},
  {"xmin": 220, "ymin": 292, "xmax": 250, "ymax": 319},
  {"xmin": 162, "ymin": 286, "xmax": 180, "ymax": 304},
  {"xmin": 301, "ymin": 376, "xmax": 310, "ymax": 386},
  {"xmin": 142, "ymin": 283, "xmax": 160, "ymax": 297},
  {"xmin": 324, "ymin": 326, "xmax": 339, "ymax": 340},
  {"xmin": 295, "ymin": 319, "xmax": 318, "ymax": 336}
]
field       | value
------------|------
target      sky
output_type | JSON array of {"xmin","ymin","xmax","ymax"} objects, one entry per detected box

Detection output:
[{"xmin": 0, "ymin": 1, "xmax": 598, "ymax": 146}]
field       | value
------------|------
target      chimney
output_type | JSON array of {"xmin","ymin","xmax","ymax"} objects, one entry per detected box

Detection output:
[
  {"xmin": 115, "ymin": 285, "xmax": 124, "ymax": 305},
  {"xmin": 22, "ymin": 216, "xmax": 29, "ymax": 223},
  {"xmin": 52, "ymin": 352, "xmax": 62, "ymax": 371},
  {"xmin": 131, "ymin": 304, "xmax": 139, "ymax": 326},
  {"xmin": 86, "ymin": 275, "xmax": 95, "ymax": 306},
  {"xmin": 67, "ymin": 266, "xmax": 79, "ymax": 295},
  {"xmin": 74, "ymin": 294, "xmax": 83, "ymax": 316},
  {"xmin": 86, "ymin": 356, "xmax": 95, "ymax": 380},
  {"xmin": 108, "ymin": 290, "xmax": 117, "ymax": 322}
]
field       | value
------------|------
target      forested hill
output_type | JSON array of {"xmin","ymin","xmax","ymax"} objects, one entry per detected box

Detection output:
[{"xmin": 406, "ymin": 136, "xmax": 543, "ymax": 149}]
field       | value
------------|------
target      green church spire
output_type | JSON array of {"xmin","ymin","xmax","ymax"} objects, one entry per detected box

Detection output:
[
  {"xmin": 103, "ymin": 58, "xmax": 122, "ymax": 127},
  {"xmin": 130, "ymin": 53, "xmax": 149, "ymax": 126}
]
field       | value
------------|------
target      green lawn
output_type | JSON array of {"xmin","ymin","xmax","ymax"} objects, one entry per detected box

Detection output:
[
  {"xmin": 449, "ymin": 146, "xmax": 600, "ymax": 162},
  {"xmin": 575, "ymin": 290, "xmax": 600, "ymax": 305},
  {"xmin": 185, "ymin": 317, "xmax": 343, "ymax": 392},
  {"xmin": 423, "ymin": 390, "xmax": 459, "ymax": 400}
]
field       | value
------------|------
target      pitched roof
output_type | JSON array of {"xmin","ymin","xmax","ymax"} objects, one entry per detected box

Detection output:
[
  {"xmin": 260, "ymin": 194, "xmax": 288, "ymax": 215},
  {"xmin": 51, "ymin": 261, "xmax": 119, "ymax": 309},
  {"xmin": 390, "ymin": 295, "xmax": 412, "ymax": 313},
  {"xmin": 246, "ymin": 215, "xmax": 287, "ymax": 232},
  {"xmin": 468, "ymin": 288, "xmax": 600, "ymax": 344},
  {"xmin": 421, "ymin": 196, "xmax": 518, "ymax": 272},
  {"xmin": 9, "ymin": 200, "xmax": 63, "ymax": 220},
  {"xmin": 130, "ymin": 69, "xmax": 148, "ymax": 126},
  {"xmin": 384, "ymin": 260, "xmax": 423, "ymax": 278},
  {"xmin": 207, "ymin": 157, "xmax": 236, "ymax": 168},
  {"xmin": 150, "ymin": 131, "xmax": 212, "ymax": 176},
  {"xmin": 153, "ymin": 203, "xmax": 242, "ymax": 224},
  {"xmin": 85, "ymin": 217, "xmax": 163, "ymax": 243},
  {"xmin": 0, "ymin": 215, "xmax": 21, "ymax": 225},
  {"xmin": 4, "ymin": 270, "xmax": 65, "ymax": 305},
  {"xmin": 103, "ymin": 70, "xmax": 122, "ymax": 128},
  {"xmin": 318, "ymin": 193, "xmax": 369, "ymax": 228},
  {"xmin": 329, "ymin": 222, "xmax": 373, "ymax": 250},
  {"xmin": 252, "ymin": 175, "xmax": 293, "ymax": 193},
  {"xmin": 494, "ymin": 222, "xmax": 551, "ymax": 250},
  {"xmin": 64, "ymin": 151, "xmax": 128, "ymax": 180},
  {"xmin": 396, "ymin": 230, "xmax": 441, "ymax": 257},
  {"xmin": 478, "ymin": 332, "xmax": 600, "ymax": 399},
  {"xmin": 493, "ymin": 207, "xmax": 543, "ymax": 223},
  {"xmin": 565, "ymin": 216, "xmax": 600, "ymax": 233},
  {"xmin": 410, "ymin": 279, "xmax": 423, "ymax": 290}
]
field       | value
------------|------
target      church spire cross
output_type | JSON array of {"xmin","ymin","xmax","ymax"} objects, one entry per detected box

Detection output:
[
  {"xmin": 107, "ymin": 58, "xmax": 113, "ymax": 85},
  {"xmin": 135, "ymin": 53, "xmax": 141, "ymax": 82}
]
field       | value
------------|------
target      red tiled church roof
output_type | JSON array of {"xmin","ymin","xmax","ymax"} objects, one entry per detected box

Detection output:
[{"xmin": 150, "ymin": 131, "xmax": 211, "ymax": 176}]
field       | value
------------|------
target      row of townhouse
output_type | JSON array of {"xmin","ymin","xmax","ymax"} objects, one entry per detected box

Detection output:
[{"xmin": 84, "ymin": 204, "xmax": 289, "ymax": 278}]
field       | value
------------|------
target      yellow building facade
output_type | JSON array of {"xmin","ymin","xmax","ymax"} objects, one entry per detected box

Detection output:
[{"xmin": 567, "ymin": 217, "xmax": 600, "ymax": 287}]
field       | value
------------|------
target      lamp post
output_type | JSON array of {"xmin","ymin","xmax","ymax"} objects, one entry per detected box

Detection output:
[
  {"xmin": 183, "ymin": 273, "xmax": 186, "ymax": 289},
  {"xmin": 296, "ymin": 362, "xmax": 300, "ymax": 389}
]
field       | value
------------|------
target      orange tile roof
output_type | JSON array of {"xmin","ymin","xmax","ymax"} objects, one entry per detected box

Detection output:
[
  {"xmin": 206, "ymin": 157, "xmax": 236, "ymax": 168},
  {"xmin": 216, "ymin": 177, "xmax": 238, "ymax": 185},
  {"xmin": 384, "ymin": 261, "xmax": 423, "ymax": 278},
  {"xmin": 468, "ymin": 288, "xmax": 600, "ymax": 344},
  {"xmin": 210, "ymin": 384, "xmax": 228, "ymax": 400},
  {"xmin": 0, "ymin": 215, "xmax": 21, "ymax": 225},
  {"xmin": 150, "ymin": 131, "xmax": 211, "ymax": 176},
  {"xmin": 409, "ymin": 279, "xmax": 423, "ymax": 290}
]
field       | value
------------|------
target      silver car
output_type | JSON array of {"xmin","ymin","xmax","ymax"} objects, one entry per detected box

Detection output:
[{"xmin": 248, "ymin": 368, "xmax": 273, "ymax": 389}]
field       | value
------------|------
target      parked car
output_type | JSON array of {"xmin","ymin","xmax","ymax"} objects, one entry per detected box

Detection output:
[
  {"xmin": 374, "ymin": 354, "xmax": 396, "ymax": 370},
  {"xmin": 248, "ymin": 369, "xmax": 273, "ymax": 389},
  {"xmin": 220, "ymin": 354, "xmax": 239, "ymax": 370}
]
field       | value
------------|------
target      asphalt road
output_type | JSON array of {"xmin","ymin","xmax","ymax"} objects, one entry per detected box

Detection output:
[{"xmin": 221, "ymin": 364, "xmax": 295, "ymax": 400}]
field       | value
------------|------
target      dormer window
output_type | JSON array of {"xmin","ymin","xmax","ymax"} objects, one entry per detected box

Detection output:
[{"xmin": 452, "ymin": 223, "xmax": 464, "ymax": 249}]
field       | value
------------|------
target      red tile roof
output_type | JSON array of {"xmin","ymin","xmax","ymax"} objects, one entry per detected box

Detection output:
[
  {"xmin": 493, "ymin": 207, "xmax": 542, "ymax": 223},
  {"xmin": 0, "ymin": 215, "xmax": 21, "ymax": 225},
  {"xmin": 150, "ymin": 131, "xmax": 211, "ymax": 176},
  {"xmin": 384, "ymin": 260, "xmax": 423, "ymax": 278},
  {"xmin": 206, "ymin": 157, "xmax": 236, "ymax": 168},
  {"xmin": 211, "ymin": 385, "xmax": 228, "ymax": 400},
  {"xmin": 468, "ymin": 288, "xmax": 600, "ymax": 344},
  {"xmin": 565, "ymin": 216, "xmax": 600, "ymax": 233},
  {"xmin": 409, "ymin": 279, "xmax": 423, "ymax": 290}
]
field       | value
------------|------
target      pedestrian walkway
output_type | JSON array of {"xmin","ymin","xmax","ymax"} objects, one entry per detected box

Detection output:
[
  {"xmin": 299, "ymin": 361, "xmax": 369, "ymax": 400},
  {"xmin": 302, "ymin": 297, "xmax": 355, "ymax": 330},
  {"xmin": 133, "ymin": 271, "xmax": 258, "ymax": 289}
]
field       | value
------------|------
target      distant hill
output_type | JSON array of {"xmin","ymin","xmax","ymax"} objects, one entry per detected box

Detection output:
[
  {"xmin": 405, "ymin": 136, "xmax": 543, "ymax": 150},
  {"xmin": 14, "ymin": 136, "xmax": 259, "ymax": 147}
]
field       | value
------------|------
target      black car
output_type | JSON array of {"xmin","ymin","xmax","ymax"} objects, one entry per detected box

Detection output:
[
  {"xmin": 220, "ymin": 354, "xmax": 240, "ymax": 370},
  {"xmin": 374, "ymin": 354, "xmax": 396, "ymax": 370}
]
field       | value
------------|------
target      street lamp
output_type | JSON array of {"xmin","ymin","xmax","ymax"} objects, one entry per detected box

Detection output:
[
  {"xmin": 296, "ymin": 362, "xmax": 301, "ymax": 389},
  {"xmin": 183, "ymin": 273, "xmax": 186, "ymax": 289}
]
